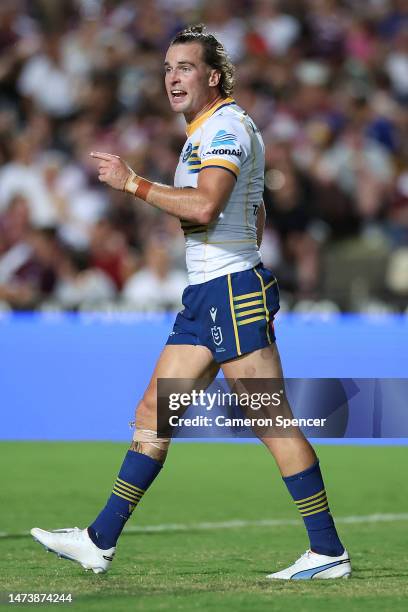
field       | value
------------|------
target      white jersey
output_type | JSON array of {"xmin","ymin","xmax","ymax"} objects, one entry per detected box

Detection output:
[{"xmin": 174, "ymin": 97, "xmax": 265, "ymax": 284}]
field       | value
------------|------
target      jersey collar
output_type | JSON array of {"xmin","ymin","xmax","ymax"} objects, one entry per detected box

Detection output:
[{"xmin": 185, "ymin": 97, "xmax": 236, "ymax": 137}]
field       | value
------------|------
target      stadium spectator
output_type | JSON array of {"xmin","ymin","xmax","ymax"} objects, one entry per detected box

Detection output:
[
  {"xmin": 202, "ymin": 1, "xmax": 246, "ymax": 61},
  {"xmin": 0, "ymin": 132, "xmax": 58, "ymax": 227},
  {"xmin": 122, "ymin": 235, "xmax": 187, "ymax": 310},
  {"xmin": 251, "ymin": 0, "xmax": 301, "ymax": 56},
  {"xmin": 0, "ymin": 226, "xmax": 60, "ymax": 309},
  {"xmin": 89, "ymin": 218, "xmax": 134, "ymax": 290},
  {"xmin": 0, "ymin": 0, "xmax": 407, "ymax": 311},
  {"xmin": 0, "ymin": 194, "xmax": 31, "ymax": 254},
  {"xmin": 52, "ymin": 247, "xmax": 116, "ymax": 310},
  {"xmin": 17, "ymin": 31, "xmax": 81, "ymax": 118}
]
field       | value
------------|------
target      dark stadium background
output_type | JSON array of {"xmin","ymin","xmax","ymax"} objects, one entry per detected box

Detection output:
[
  {"xmin": 0, "ymin": 0, "xmax": 407, "ymax": 314},
  {"xmin": 1, "ymin": 3, "xmax": 408, "ymax": 610}
]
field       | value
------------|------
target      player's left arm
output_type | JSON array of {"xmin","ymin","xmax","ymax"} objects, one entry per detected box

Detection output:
[
  {"xmin": 256, "ymin": 201, "xmax": 266, "ymax": 248},
  {"xmin": 90, "ymin": 152, "xmax": 235, "ymax": 225}
]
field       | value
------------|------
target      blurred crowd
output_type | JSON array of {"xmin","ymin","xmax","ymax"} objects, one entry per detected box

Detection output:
[{"xmin": 0, "ymin": 0, "xmax": 407, "ymax": 312}]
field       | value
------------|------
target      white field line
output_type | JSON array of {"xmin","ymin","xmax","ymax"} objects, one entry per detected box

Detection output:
[{"xmin": 1, "ymin": 513, "xmax": 408, "ymax": 539}]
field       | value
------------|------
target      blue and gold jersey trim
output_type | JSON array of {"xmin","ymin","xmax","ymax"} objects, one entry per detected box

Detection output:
[
  {"xmin": 180, "ymin": 220, "xmax": 207, "ymax": 235},
  {"xmin": 201, "ymin": 158, "xmax": 240, "ymax": 178},
  {"xmin": 186, "ymin": 97, "xmax": 236, "ymax": 137},
  {"xmin": 187, "ymin": 143, "xmax": 201, "ymax": 174}
]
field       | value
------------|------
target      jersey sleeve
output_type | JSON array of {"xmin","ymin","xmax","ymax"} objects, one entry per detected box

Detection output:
[{"xmin": 199, "ymin": 115, "xmax": 251, "ymax": 179}]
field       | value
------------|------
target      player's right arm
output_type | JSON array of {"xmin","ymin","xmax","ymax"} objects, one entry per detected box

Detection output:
[{"xmin": 89, "ymin": 152, "xmax": 236, "ymax": 225}]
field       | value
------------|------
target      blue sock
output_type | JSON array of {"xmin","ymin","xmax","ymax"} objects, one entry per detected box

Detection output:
[
  {"xmin": 283, "ymin": 460, "xmax": 344, "ymax": 557},
  {"xmin": 88, "ymin": 450, "xmax": 162, "ymax": 549}
]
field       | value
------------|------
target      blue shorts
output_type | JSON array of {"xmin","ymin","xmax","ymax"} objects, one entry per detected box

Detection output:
[{"xmin": 166, "ymin": 264, "xmax": 280, "ymax": 363}]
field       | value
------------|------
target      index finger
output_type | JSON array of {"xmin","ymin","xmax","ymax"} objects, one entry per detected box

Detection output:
[{"xmin": 90, "ymin": 151, "xmax": 120, "ymax": 161}]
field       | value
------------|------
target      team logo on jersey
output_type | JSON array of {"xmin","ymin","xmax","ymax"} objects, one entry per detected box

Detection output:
[
  {"xmin": 209, "ymin": 307, "xmax": 217, "ymax": 322},
  {"xmin": 210, "ymin": 130, "xmax": 237, "ymax": 147},
  {"xmin": 211, "ymin": 325, "xmax": 223, "ymax": 346},
  {"xmin": 182, "ymin": 142, "xmax": 193, "ymax": 163}
]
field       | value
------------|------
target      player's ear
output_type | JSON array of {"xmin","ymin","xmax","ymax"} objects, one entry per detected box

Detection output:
[{"xmin": 208, "ymin": 69, "xmax": 221, "ymax": 89}]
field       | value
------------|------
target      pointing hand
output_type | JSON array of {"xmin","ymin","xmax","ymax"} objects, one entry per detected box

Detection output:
[{"xmin": 90, "ymin": 151, "xmax": 132, "ymax": 191}]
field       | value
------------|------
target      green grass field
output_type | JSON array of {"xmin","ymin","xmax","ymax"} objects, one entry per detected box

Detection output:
[{"xmin": 1, "ymin": 442, "xmax": 407, "ymax": 611}]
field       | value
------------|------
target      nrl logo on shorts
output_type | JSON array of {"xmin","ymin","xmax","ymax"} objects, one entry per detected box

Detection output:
[{"xmin": 211, "ymin": 325, "xmax": 223, "ymax": 346}]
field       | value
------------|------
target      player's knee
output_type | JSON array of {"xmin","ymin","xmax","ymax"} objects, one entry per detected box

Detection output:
[{"xmin": 135, "ymin": 390, "xmax": 156, "ymax": 427}]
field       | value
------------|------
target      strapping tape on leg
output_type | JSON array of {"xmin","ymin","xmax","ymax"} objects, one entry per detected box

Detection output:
[{"xmin": 132, "ymin": 428, "xmax": 170, "ymax": 450}]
